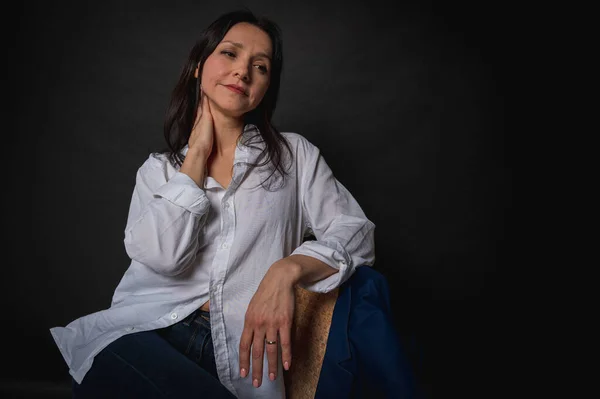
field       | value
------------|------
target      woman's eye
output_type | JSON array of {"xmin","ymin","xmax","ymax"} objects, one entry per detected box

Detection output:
[
  {"xmin": 221, "ymin": 49, "xmax": 268, "ymax": 74},
  {"xmin": 255, "ymin": 65, "xmax": 268, "ymax": 73}
]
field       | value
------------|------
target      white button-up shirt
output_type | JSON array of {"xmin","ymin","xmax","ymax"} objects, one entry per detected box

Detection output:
[{"xmin": 50, "ymin": 125, "xmax": 375, "ymax": 398}]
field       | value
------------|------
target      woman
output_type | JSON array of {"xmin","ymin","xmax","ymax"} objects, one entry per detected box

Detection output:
[{"xmin": 51, "ymin": 8, "xmax": 375, "ymax": 398}]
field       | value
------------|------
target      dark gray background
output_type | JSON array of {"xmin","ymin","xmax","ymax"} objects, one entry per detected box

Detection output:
[{"xmin": 6, "ymin": 0, "xmax": 509, "ymax": 397}]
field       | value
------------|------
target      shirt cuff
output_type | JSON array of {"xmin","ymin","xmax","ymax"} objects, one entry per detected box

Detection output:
[
  {"xmin": 153, "ymin": 172, "xmax": 209, "ymax": 216},
  {"xmin": 291, "ymin": 240, "xmax": 353, "ymax": 293}
]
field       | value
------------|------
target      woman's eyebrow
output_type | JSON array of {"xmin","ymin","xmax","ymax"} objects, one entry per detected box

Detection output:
[{"xmin": 221, "ymin": 40, "xmax": 272, "ymax": 61}]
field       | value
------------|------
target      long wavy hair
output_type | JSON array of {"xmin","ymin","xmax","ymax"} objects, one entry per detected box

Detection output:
[{"xmin": 160, "ymin": 8, "xmax": 291, "ymax": 188}]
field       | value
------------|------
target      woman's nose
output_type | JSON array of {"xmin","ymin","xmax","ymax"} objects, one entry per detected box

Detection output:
[{"xmin": 234, "ymin": 63, "xmax": 251, "ymax": 82}]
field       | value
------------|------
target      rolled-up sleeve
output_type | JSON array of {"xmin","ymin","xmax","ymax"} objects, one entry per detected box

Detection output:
[
  {"xmin": 123, "ymin": 155, "xmax": 210, "ymax": 276},
  {"xmin": 291, "ymin": 141, "xmax": 375, "ymax": 293}
]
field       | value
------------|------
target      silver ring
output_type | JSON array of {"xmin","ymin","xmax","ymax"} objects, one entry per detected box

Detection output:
[{"xmin": 265, "ymin": 340, "xmax": 277, "ymax": 345}]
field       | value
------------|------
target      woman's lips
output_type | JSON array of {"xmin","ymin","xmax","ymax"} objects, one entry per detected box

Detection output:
[{"xmin": 225, "ymin": 85, "xmax": 246, "ymax": 95}]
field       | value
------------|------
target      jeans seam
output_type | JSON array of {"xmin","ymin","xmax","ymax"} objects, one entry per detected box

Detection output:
[
  {"xmin": 197, "ymin": 330, "xmax": 213, "ymax": 366},
  {"xmin": 104, "ymin": 348, "xmax": 167, "ymax": 398},
  {"xmin": 185, "ymin": 325, "xmax": 199, "ymax": 355},
  {"xmin": 194, "ymin": 315, "xmax": 210, "ymax": 328}
]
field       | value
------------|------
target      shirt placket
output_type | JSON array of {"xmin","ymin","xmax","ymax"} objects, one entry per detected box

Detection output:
[{"xmin": 209, "ymin": 163, "xmax": 245, "ymax": 394}]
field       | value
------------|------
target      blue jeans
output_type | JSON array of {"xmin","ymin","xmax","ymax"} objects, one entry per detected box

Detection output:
[{"xmin": 72, "ymin": 309, "xmax": 236, "ymax": 398}]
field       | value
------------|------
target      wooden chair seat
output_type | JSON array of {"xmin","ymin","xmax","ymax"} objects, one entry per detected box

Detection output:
[{"xmin": 283, "ymin": 286, "xmax": 339, "ymax": 398}]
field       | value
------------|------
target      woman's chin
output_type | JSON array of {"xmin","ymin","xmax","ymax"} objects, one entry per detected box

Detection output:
[{"xmin": 213, "ymin": 103, "xmax": 252, "ymax": 119}]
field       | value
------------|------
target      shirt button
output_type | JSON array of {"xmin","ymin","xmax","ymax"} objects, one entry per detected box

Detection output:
[
  {"xmin": 170, "ymin": 312, "xmax": 178, "ymax": 320},
  {"xmin": 128, "ymin": 326, "xmax": 135, "ymax": 331},
  {"xmin": 221, "ymin": 243, "xmax": 229, "ymax": 249},
  {"xmin": 223, "ymin": 202, "xmax": 229, "ymax": 209}
]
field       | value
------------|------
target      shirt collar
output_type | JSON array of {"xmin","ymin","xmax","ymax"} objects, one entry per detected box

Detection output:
[{"xmin": 180, "ymin": 124, "xmax": 265, "ymax": 190}]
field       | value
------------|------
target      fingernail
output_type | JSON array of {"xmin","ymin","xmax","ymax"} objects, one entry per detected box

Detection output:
[
  {"xmin": 269, "ymin": 372, "xmax": 275, "ymax": 381},
  {"xmin": 284, "ymin": 361, "xmax": 289, "ymax": 370},
  {"xmin": 240, "ymin": 368, "xmax": 247, "ymax": 378},
  {"xmin": 253, "ymin": 378, "xmax": 259, "ymax": 388}
]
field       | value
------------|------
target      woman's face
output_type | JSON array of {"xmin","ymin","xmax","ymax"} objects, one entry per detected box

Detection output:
[{"xmin": 200, "ymin": 22, "xmax": 273, "ymax": 119}]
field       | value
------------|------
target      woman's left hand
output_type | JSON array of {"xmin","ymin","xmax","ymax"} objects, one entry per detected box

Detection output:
[{"xmin": 239, "ymin": 260, "xmax": 297, "ymax": 388}]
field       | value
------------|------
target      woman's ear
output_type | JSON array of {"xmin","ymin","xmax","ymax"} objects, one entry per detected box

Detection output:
[{"xmin": 194, "ymin": 62, "xmax": 200, "ymax": 78}]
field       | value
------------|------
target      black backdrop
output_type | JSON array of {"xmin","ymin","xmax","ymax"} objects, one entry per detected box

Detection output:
[{"xmin": 6, "ymin": 0, "xmax": 508, "ymax": 397}]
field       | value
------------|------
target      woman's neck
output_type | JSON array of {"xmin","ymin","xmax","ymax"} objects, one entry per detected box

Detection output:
[{"xmin": 211, "ymin": 109, "xmax": 244, "ymax": 157}]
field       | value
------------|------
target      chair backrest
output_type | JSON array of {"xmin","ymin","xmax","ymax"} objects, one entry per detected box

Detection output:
[{"xmin": 283, "ymin": 286, "xmax": 339, "ymax": 398}]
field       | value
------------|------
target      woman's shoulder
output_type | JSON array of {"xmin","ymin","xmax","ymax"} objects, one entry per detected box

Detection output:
[
  {"xmin": 135, "ymin": 151, "xmax": 179, "ymax": 181},
  {"xmin": 141, "ymin": 151, "xmax": 172, "ymax": 170}
]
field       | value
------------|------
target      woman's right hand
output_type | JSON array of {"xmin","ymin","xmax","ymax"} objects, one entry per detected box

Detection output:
[
  {"xmin": 180, "ymin": 87, "xmax": 213, "ymax": 188},
  {"xmin": 188, "ymin": 88, "xmax": 214, "ymax": 159}
]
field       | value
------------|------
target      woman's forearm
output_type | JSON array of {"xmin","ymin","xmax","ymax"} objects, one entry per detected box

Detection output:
[{"xmin": 273, "ymin": 254, "xmax": 338, "ymax": 287}]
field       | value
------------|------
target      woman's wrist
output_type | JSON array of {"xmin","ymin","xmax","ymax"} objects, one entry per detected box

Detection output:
[
  {"xmin": 185, "ymin": 146, "xmax": 210, "ymax": 161},
  {"xmin": 180, "ymin": 148, "xmax": 208, "ymax": 188},
  {"xmin": 271, "ymin": 255, "xmax": 338, "ymax": 287},
  {"xmin": 270, "ymin": 259, "xmax": 303, "ymax": 286}
]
